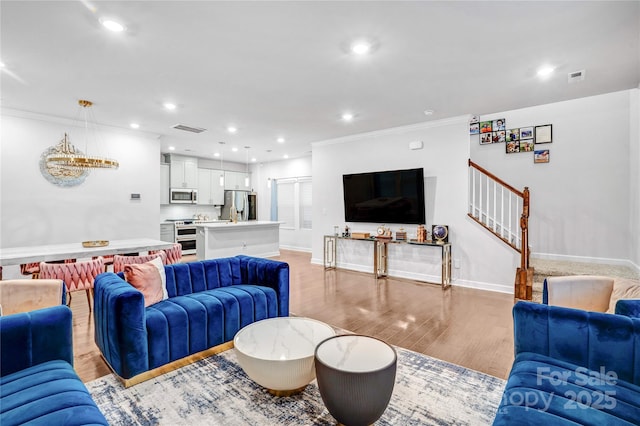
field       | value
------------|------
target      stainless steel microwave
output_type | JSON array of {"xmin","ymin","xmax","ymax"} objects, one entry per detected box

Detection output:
[{"xmin": 170, "ymin": 188, "xmax": 198, "ymax": 204}]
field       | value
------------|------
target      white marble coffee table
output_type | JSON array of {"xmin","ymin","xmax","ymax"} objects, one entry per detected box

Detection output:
[{"xmin": 233, "ymin": 317, "xmax": 335, "ymax": 396}]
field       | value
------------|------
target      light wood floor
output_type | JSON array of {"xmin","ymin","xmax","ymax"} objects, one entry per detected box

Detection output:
[{"xmin": 71, "ymin": 250, "xmax": 516, "ymax": 383}]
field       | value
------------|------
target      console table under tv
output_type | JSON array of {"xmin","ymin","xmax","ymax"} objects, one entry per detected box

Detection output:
[{"xmin": 323, "ymin": 236, "xmax": 451, "ymax": 289}]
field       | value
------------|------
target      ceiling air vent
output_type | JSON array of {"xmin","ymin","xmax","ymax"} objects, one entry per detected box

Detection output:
[
  {"xmin": 568, "ymin": 70, "xmax": 586, "ymax": 83},
  {"xmin": 172, "ymin": 124, "xmax": 207, "ymax": 133}
]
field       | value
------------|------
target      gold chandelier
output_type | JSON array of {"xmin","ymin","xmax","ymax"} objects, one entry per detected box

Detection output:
[{"xmin": 46, "ymin": 100, "xmax": 119, "ymax": 170}]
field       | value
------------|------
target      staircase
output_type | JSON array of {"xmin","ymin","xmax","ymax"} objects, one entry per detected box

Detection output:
[{"xmin": 468, "ymin": 160, "xmax": 533, "ymax": 300}]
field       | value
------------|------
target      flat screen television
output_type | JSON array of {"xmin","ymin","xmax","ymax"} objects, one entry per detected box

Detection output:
[{"xmin": 343, "ymin": 168, "xmax": 426, "ymax": 224}]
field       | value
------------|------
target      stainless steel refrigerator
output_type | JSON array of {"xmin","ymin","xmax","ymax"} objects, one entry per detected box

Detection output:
[{"xmin": 221, "ymin": 190, "xmax": 257, "ymax": 221}]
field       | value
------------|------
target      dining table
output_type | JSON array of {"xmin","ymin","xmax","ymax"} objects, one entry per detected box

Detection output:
[{"xmin": 0, "ymin": 238, "xmax": 175, "ymax": 279}]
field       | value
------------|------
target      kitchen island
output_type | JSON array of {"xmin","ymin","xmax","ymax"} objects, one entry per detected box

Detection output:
[{"xmin": 196, "ymin": 221, "xmax": 282, "ymax": 260}]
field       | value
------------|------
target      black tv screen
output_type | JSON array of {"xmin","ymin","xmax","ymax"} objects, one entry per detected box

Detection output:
[{"xmin": 343, "ymin": 168, "xmax": 426, "ymax": 224}]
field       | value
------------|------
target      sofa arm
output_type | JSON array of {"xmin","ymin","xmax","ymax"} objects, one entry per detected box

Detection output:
[
  {"xmin": 237, "ymin": 255, "xmax": 290, "ymax": 317},
  {"xmin": 0, "ymin": 305, "xmax": 73, "ymax": 377},
  {"xmin": 94, "ymin": 272, "xmax": 149, "ymax": 379},
  {"xmin": 616, "ymin": 299, "xmax": 640, "ymax": 318},
  {"xmin": 513, "ymin": 301, "xmax": 640, "ymax": 385}
]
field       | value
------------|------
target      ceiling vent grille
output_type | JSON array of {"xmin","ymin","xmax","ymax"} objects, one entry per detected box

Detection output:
[
  {"xmin": 568, "ymin": 70, "xmax": 586, "ymax": 83},
  {"xmin": 172, "ymin": 124, "xmax": 207, "ymax": 133}
]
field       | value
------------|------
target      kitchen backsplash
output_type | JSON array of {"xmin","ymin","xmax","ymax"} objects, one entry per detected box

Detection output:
[{"xmin": 160, "ymin": 205, "xmax": 221, "ymax": 222}]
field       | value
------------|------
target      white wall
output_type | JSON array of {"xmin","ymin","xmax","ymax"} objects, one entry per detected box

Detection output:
[
  {"xmin": 311, "ymin": 117, "xmax": 519, "ymax": 293},
  {"xmin": 471, "ymin": 90, "xmax": 638, "ymax": 270},
  {"xmin": 630, "ymin": 88, "xmax": 640, "ymax": 268},
  {"xmin": 253, "ymin": 156, "xmax": 313, "ymax": 252},
  {"xmin": 1, "ymin": 111, "xmax": 160, "ymax": 250}
]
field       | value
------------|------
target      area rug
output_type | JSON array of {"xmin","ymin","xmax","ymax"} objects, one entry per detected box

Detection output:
[{"xmin": 86, "ymin": 346, "xmax": 505, "ymax": 425}]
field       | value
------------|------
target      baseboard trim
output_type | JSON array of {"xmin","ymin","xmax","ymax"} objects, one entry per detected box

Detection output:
[
  {"xmin": 309, "ymin": 258, "xmax": 514, "ymax": 294},
  {"xmin": 532, "ymin": 253, "xmax": 640, "ymax": 274},
  {"xmin": 103, "ymin": 341, "xmax": 235, "ymax": 388}
]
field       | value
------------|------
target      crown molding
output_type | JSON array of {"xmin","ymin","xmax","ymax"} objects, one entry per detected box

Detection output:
[
  {"xmin": 1, "ymin": 107, "xmax": 162, "ymax": 140},
  {"xmin": 311, "ymin": 114, "xmax": 470, "ymax": 147}
]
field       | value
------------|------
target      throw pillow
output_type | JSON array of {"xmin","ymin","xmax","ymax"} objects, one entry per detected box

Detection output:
[
  {"xmin": 606, "ymin": 278, "xmax": 640, "ymax": 314},
  {"xmin": 123, "ymin": 256, "xmax": 167, "ymax": 307}
]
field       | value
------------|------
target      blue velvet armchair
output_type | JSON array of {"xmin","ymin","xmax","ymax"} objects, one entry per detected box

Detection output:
[
  {"xmin": 493, "ymin": 301, "xmax": 640, "ymax": 425},
  {"xmin": 0, "ymin": 305, "xmax": 107, "ymax": 425}
]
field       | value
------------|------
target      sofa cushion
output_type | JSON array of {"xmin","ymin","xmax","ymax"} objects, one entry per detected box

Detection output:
[
  {"xmin": 0, "ymin": 360, "xmax": 108, "ymax": 426},
  {"xmin": 144, "ymin": 285, "xmax": 278, "ymax": 370},
  {"xmin": 494, "ymin": 352, "xmax": 640, "ymax": 425},
  {"xmin": 607, "ymin": 278, "xmax": 640, "ymax": 314},
  {"xmin": 124, "ymin": 256, "xmax": 167, "ymax": 307}
]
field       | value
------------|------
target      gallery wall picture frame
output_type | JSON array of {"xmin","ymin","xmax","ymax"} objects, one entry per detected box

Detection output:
[
  {"xmin": 534, "ymin": 149, "xmax": 550, "ymax": 163},
  {"xmin": 520, "ymin": 127, "xmax": 533, "ymax": 139},
  {"xmin": 506, "ymin": 129, "xmax": 520, "ymax": 142},
  {"xmin": 480, "ymin": 133, "xmax": 492, "ymax": 145},
  {"xmin": 470, "ymin": 122, "xmax": 480, "ymax": 134},
  {"xmin": 470, "ymin": 115, "xmax": 480, "ymax": 124},
  {"xmin": 492, "ymin": 118, "xmax": 506, "ymax": 131},
  {"xmin": 520, "ymin": 140, "xmax": 534, "ymax": 152},
  {"xmin": 480, "ymin": 121, "xmax": 493, "ymax": 133},
  {"xmin": 492, "ymin": 130, "xmax": 506, "ymax": 143},
  {"xmin": 535, "ymin": 124, "xmax": 552, "ymax": 144},
  {"xmin": 506, "ymin": 141, "xmax": 519, "ymax": 153}
]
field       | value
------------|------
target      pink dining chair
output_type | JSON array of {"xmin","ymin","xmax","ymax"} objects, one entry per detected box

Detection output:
[
  {"xmin": 20, "ymin": 259, "xmax": 76, "ymax": 279},
  {"xmin": 39, "ymin": 257, "xmax": 103, "ymax": 312},
  {"xmin": 113, "ymin": 252, "xmax": 167, "ymax": 274},
  {"xmin": 149, "ymin": 243, "xmax": 182, "ymax": 265}
]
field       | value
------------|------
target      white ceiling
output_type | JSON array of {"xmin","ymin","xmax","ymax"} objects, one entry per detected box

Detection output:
[{"xmin": 2, "ymin": 1, "xmax": 639, "ymax": 164}]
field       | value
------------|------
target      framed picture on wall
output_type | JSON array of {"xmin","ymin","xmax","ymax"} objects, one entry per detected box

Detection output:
[
  {"xmin": 492, "ymin": 130, "xmax": 506, "ymax": 143},
  {"xmin": 470, "ymin": 122, "xmax": 480, "ymax": 134},
  {"xmin": 506, "ymin": 129, "xmax": 520, "ymax": 142},
  {"xmin": 534, "ymin": 149, "xmax": 550, "ymax": 163},
  {"xmin": 480, "ymin": 133, "xmax": 492, "ymax": 145},
  {"xmin": 479, "ymin": 121, "xmax": 493, "ymax": 133},
  {"xmin": 506, "ymin": 141, "xmax": 519, "ymax": 153},
  {"xmin": 492, "ymin": 118, "xmax": 506, "ymax": 131},
  {"xmin": 520, "ymin": 140, "xmax": 534, "ymax": 152},
  {"xmin": 535, "ymin": 124, "xmax": 552, "ymax": 144},
  {"xmin": 470, "ymin": 115, "xmax": 480, "ymax": 124},
  {"xmin": 520, "ymin": 127, "xmax": 533, "ymax": 139}
]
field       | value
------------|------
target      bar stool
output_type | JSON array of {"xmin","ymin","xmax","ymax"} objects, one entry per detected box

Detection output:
[
  {"xmin": 39, "ymin": 257, "xmax": 104, "ymax": 312},
  {"xmin": 149, "ymin": 243, "xmax": 182, "ymax": 265},
  {"xmin": 113, "ymin": 252, "xmax": 166, "ymax": 274}
]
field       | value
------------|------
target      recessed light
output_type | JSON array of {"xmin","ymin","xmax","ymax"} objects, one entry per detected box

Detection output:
[
  {"xmin": 0, "ymin": 62, "xmax": 5, "ymax": 68},
  {"xmin": 163, "ymin": 102, "xmax": 177, "ymax": 110},
  {"xmin": 423, "ymin": 110, "xmax": 434, "ymax": 116},
  {"xmin": 537, "ymin": 65, "xmax": 555, "ymax": 78},
  {"xmin": 232, "ymin": 147, "xmax": 238, "ymax": 152},
  {"xmin": 213, "ymin": 152, "xmax": 220, "ymax": 157},
  {"xmin": 227, "ymin": 126, "xmax": 237, "ymax": 133},
  {"xmin": 168, "ymin": 146, "xmax": 175, "ymax": 151},
  {"xmin": 251, "ymin": 157, "xmax": 257, "ymax": 162},
  {"xmin": 99, "ymin": 18, "xmax": 125, "ymax": 32},
  {"xmin": 277, "ymin": 137, "xmax": 285, "ymax": 143},
  {"xmin": 341, "ymin": 112, "xmax": 354, "ymax": 122},
  {"xmin": 130, "ymin": 123, "xmax": 140, "ymax": 129},
  {"xmin": 283, "ymin": 154, "xmax": 289, "ymax": 159},
  {"xmin": 351, "ymin": 41, "xmax": 371, "ymax": 55}
]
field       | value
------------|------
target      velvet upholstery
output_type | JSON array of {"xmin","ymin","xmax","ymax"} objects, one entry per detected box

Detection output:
[
  {"xmin": 94, "ymin": 255, "xmax": 289, "ymax": 380},
  {"xmin": 0, "ymin": 306, "xmax": 108, "ymax": 425},
  {"xmin": 493, "ymin": 302, "xmax": 640, "ymax": 425}
]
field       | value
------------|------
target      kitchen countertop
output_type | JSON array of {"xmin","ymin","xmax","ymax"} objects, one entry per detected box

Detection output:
[{"xmin": 195, "ymin": 221, "xmax": 281, "ymax": 228}]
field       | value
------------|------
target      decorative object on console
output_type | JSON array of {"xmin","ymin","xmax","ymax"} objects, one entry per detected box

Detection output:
[
  {"xmin": 376, "ymin": 225, "xmax": 392, "ymax": 240},
  {"xmin": 432, "ymin": 225, "xmax": 449, "ymax": 244},
  {"xmin": 350, "ymin": 232, "xmax": 370, "ymax": 239},
  {"xmin": 416, "ymin": 224, "xmax": 427, "ymax": 242},
  {"xmin": 82, "ymin": 240, "xmax": 109, "ymax": 248},
  {"xmin": 396, "ymin": 228, "xmax": 407, "ymax": 241},
  {"xmin": 342, "ymin": 225, "xmax": 350, "ymax": 237}
]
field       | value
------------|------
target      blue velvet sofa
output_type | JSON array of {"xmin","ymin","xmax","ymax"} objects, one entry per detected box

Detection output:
[
  {"xmin": 493, "ymin": 301, "xmax": 640, "ymax": 425},
  {"xmin": 94, "ymin": 255, "xmax": 289, "ymax": 386},
  {"xmin": 0, "ymin": 305, "xmax": 108, "ymax": 425}
]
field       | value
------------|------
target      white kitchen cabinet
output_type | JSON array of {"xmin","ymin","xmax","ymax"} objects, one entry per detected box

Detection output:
[
  {"xmin": 160, "ymin": 164, "xmax": 170, "ymax": 205},
  {"xmin": 170, "ymin": 155, "xmax": 198, "ymax": 188},
  {"xmin": 224, "ymin": 171, "xmax": 251, "ymax": 190},
  {"xmin": 197, "ymin": 168, "xmax": 225, "ymax": 205}
]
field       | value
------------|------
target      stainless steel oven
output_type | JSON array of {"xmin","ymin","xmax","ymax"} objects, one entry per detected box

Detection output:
[{"xmin": 174, "ymin": 221, "xmax": 197, "ymax": 255}]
